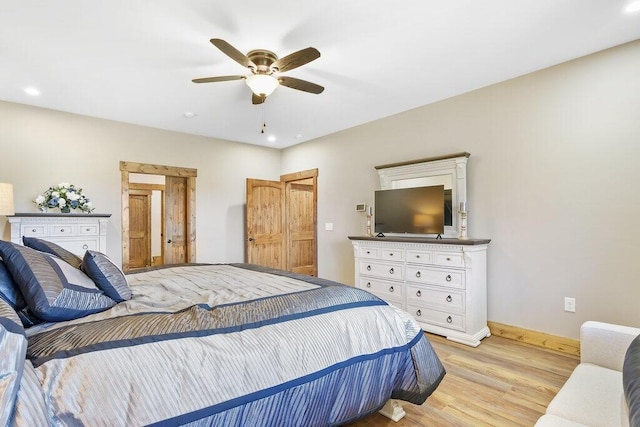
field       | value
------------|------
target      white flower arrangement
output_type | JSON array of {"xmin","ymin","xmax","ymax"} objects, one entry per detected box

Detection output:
[{"xmin": 34, "ymin": 183, "xmax": 94, "ymax": 213}]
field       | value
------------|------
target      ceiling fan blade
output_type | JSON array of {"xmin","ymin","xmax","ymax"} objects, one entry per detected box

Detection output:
[
  {"xmin": 252, "ymin": 93, "xmax": 266, "ymax": 105},
  {"xmin": 210, "ymin": 38, "xmax": 256, "ymax": 69},
  {"xmin": 278, "ymin": 76, "xmax": 324, "ymax": 94},
  {"xmin": 271, "ymin": 47, "xmax": 320, "ymax": 72},
  {"xmin": 192, "ymin": 75, "xmax": 245, "ymax": 84}
]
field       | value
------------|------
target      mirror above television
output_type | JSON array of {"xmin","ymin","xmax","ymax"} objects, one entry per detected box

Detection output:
[{"xmin": 375, "ymin": 152, "xmax": 469, "ymax": 238}]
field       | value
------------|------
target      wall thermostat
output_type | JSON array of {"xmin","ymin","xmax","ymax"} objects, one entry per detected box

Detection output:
[{"xmin": 355, "ymin": 203, "xmax": 366, "ymax": 212}]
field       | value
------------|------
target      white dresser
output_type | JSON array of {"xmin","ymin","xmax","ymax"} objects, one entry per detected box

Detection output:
[
  {"xmin": 8, "ymin": 213, "xmax": 111, "ymax": 255},
  {"xmin": 349, "ymin": 236, "xmax": 491, "ymax": 347}
]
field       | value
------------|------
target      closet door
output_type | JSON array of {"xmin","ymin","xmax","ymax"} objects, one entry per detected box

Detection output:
[
  {"xmin": 165, "ymin": 176, "xmax": 188, "ymax": 264},
  {"xmin": 128, "ymin": 189, "xmax": 152, "ymax": 268},
  {"xmin": 246, "ymin": 178, "xmax": 284, "ymax": 270},
  {"xmin": 282, "ymin": 171, "xmax": 317, "ymax": 276}
]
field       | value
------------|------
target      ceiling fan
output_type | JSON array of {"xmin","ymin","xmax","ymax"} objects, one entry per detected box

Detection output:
[{"xmin": 193, "ymin": 38, "xmax": 324, "ymax": 105}]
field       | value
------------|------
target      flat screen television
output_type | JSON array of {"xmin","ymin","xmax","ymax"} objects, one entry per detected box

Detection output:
[{"xmin": 374, "ymin": 185, "xmax": 446, "ymax": 235}]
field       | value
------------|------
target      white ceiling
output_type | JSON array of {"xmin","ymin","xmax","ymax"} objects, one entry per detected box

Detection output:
[{"xmin": 2, "ymin": 1, "xmax": 639, "ymax": 149}]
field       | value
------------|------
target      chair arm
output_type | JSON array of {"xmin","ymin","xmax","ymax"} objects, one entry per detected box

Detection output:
[{"xmin": 580, "ymin": 321, "xmax": 640, "ymax": 371}]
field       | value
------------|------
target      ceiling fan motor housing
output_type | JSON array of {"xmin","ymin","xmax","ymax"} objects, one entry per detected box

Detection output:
[{"xmin": 247, "ymin": 50, "xmax": 278, "ymax": 74}]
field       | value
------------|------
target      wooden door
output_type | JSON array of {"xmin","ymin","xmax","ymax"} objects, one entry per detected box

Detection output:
[
  {"xmin": 128, "ymin": 189, "xmax": 152, "ymax": 268},
  {"xmin": 246, "ymin": 178, "xmax": 284, "ymax": 269},
  {"xmin": 246, "ymin": 169, "xmax": 317, "ymax": 275},
  {"xmin": 284, "ymin": 176, "xmax": 317, "ymax": 276},
  {"xmin": 165, "ymin": 176, "xmax": 188, "ymax": 264}
]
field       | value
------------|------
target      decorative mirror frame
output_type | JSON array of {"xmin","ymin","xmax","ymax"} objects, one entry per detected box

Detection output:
[{"xmin": 375, "ymin": 152, "xmax": 469, "ymax": 238}]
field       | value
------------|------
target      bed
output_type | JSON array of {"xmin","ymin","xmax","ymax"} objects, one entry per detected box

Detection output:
[{"xmin": 0, "ymin": 238, "xmax": 445, "ymax": 426}]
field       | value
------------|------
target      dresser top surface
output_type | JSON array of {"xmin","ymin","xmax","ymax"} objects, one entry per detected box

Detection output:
[
  {"xmin": 348, "ymin": 235, "xmax": 491, "ymax": 246},
  {"xmin": 9, "ymin": 213, "xmax": 111, "ymax": 218}
]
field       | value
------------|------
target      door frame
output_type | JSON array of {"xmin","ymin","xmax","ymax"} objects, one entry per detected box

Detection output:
[{"xmin": 120, "ymin": 161, "xmax": 197, "ymax": 272}]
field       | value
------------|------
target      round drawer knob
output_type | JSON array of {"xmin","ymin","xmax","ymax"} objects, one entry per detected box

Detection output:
[
  {"xmin": 447, "ymin": 316, "xmax": 453, "ymax": 323},
  {"xmin": 60, "ymin": 229, "xmax": 65, "ymax": 232},
  {"xmin": 366, "ymin": 265, "xmax": 371, "ymax": 271},
  {"xmin": 366, "ymin": 251, "xmax": 371, "ymax": 254},
  {"xmin": 389, "ymin": 253, "xmax": 394, "ymax": 256},
  {"xmin": 415, "ymin": 271, "xmax": 421, "ymax": 278},
  {"xmin": 416, "ymin": 255, "xmax": 420, "ymax": 258},
  {"xmin": 446, "ymin": 295, "xmax": 452, "ymax": 302},
  {"xmin": 445, "ymin": 274, "xmax": 452, "ymax": 282},
  {"xmin": 446, "ymin": 257, "xmax": 451, "ymax": 261},
  {"xmin": 416, "ymin": 290, "xmax": 422, "ymax": 297},
  {"xmin": 366, "ymin": 282, "xmax": 371, "ymax": 288},
  {"xmin": 82, "ymin": 244, "xmax": 89, "ymax": 250},
  {"xmin": 416, "ymin": 310, "xmax": 422, "ymax": 317},
  {"xmin": 32, "ymin": 228, "xmax": 36, "ymax": 232},
  {"xmin": 389, "ymin": 286, "xmax": 394, "ymax": 293},
  {"xmin": 389, "ymin": 268, "xmax": 394, "ymax": 274},
  {"xmin": 86, "ymin": 228, "xmax": 91, "ymax": 232}
]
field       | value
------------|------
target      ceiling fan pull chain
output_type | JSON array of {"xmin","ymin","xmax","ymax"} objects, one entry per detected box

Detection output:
[{"xmin": 261, "ymin": 103, "xmax": 266, "ymax": 134}]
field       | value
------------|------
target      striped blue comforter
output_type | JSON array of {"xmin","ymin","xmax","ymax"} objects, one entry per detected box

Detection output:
[{"xmin": 22, "ymin": 264, "xmax": 445, "ymax": 426}]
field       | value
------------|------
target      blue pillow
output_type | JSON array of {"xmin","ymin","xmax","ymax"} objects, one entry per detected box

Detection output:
[
  {"xmin": 0, "ymin": 241, "xmax": 116, "ymax": 322},
  {"xmin": 0, "ymin": 258, "xmax": 25, "ymax": 311},
  {"xmin": 624, "ymin": 334, "xmax": 640, "ymax": 427},
  {"xmin": 0, "ymin": 259, "xmax": 38, "ymax": 327},
  {"xmin": 82, "ymin": 250, "xmax": 131, "ymax": 302},
  {"xmin": 22, "ymin": 237, "xmax": 83, "ymax": 269}
]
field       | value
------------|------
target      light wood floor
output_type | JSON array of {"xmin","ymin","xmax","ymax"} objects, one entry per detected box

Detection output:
[{"xmin": 347, "ymin": 333, "xmax": 579, "ymax": 427}]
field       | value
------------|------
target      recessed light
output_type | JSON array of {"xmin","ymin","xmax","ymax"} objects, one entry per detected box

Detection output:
[
  {"xmin": 267, "ymin": 135, "xmax": 276, "ymax": 143},
  {"xmin": 183, "ymin": 112, "xmax": 198, "ymax": 119},
  {"xmin": 24, "ymin": 87, "xmax": 40, "ymax": 96},
  {"xmin": 625, "ymin": 1, "xmax": 640, "ymax": 13},
  {"xmin": 296, "ymin": 134, "xmax": 303, "ymax": 139}
]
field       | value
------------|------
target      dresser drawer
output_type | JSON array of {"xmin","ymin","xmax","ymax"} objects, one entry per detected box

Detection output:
[
  {"xmin": 359, "ymin": 278, "xmax": 403, "ymax": 301},
  {"xmin": 78, "ymin": 224, "xmax": 99, "ymax": 235},
  {"xmin": 21, "ymin": 225, "xmax": 46, "ymax": 237},
  {"xmin": 407, "ymin": 284, "xmax": 464, "ymax": 311},
  {"xmin": 408, "ymin": 304, "xmax": 465, "ymax": 331},
  {"xmin": 49, "ymin": 225, "xmax": 74, "ymax": 236},
  {"xmin": 434, "ymin": 251, "xmax": 464, "ymax": 268},
  {"xmin": 380, "ymin": 248, "xmax": 403, "ymax": 262},
  {"xmin": 358, "ymin": 247, "xmax": 379, "ymax": 258},
  {"xmin": 52, "ymin": 238, "xmax": 98, "ymax": 255},
  {"xmin": 406, "ymin": 266, "xmax": 465, "ymax": 289},
  {"xmin": 359, "ymin": 260, "xmax": 404, "ymax": 281},
  {"xmin": 406, "ymin": 250, "xmax": 433, "ymax": 264}
]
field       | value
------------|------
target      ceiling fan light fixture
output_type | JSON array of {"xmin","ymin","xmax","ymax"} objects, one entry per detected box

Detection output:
[{"xmin": 246, "ymin": 74, "xmax": 279, "ymax": 97}]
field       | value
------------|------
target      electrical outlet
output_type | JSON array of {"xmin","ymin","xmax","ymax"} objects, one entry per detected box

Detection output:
[{"xmin": 564, "ymin": 297, "xmax": 576, "ymax": 313}]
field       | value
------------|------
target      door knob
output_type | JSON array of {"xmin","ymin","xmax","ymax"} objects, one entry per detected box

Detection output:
[
  {"xmin": 248, "ymin": 237, "xmax": 255, "ymax": 242},
  {"xmin": 167, "ymin": 239, "xmax": 172, "ymax": 244}
]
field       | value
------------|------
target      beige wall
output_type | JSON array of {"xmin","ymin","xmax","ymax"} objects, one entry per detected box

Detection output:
[
  {"xmin": 0, "ymin": 102, "xmax": 282, "ymax": 264},
  {"xmin": 282, "ymin": 40, "xmax": 640, "ymax": 339},
  {"xmin": 1, "ymin": 40, "xmax": 638, "ymax": 340}
]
